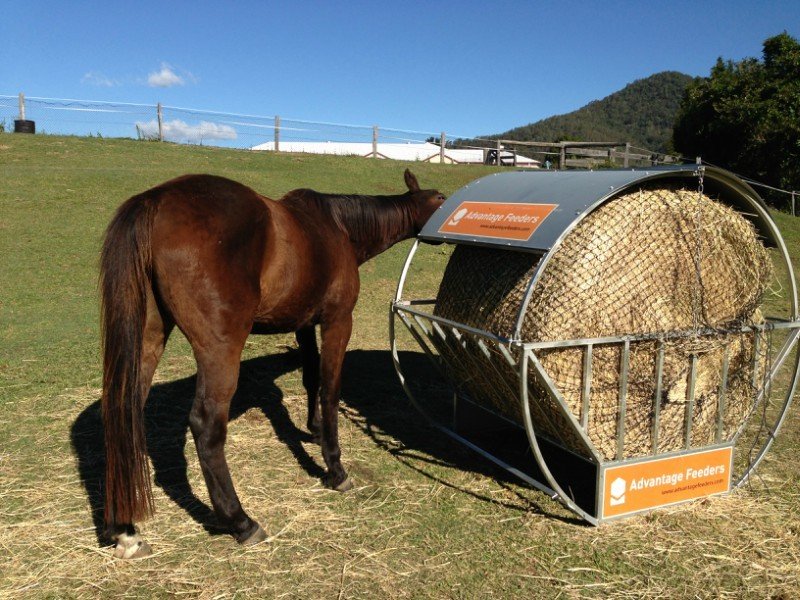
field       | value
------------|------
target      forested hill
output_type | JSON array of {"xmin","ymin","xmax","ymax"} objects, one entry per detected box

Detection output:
[{"xmin": 492, "ymin": 71, "xmax": 695, "ymax": 152}]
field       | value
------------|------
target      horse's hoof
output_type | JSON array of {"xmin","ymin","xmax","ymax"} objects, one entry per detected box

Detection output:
[
  {"xmin": 113, "ymin": 536, "xmax": 152, "ymax": 559},
  {"xmin": 239, "ymin": 525, "xmax": 267, "ymax": 546},
  {"xmin": 334, "ymin": 476, "xmax": 354, "ymax": 492}
]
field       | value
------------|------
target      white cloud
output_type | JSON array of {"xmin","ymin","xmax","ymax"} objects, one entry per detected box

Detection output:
[
  {"xmin": 81, "ymin": 72, "xmax": 119, "ymax": 87},
  {"xmin": 147, "ymin": 63, "xmax": 189, "ymax": 88},
  {"xmin": 135, "ymin": 119, "xmax": 237, "ymax": 142}
]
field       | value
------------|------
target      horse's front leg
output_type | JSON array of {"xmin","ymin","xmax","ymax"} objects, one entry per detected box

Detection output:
[
  {"xmin": 318, "ymin": 315, "xmax": 354, "ymax": 491},
  {"xmin": 295, "ymin": 326, "xmax": 321, "ymax": 440}
]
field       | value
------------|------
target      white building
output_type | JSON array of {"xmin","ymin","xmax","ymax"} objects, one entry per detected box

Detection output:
[{"xmin": 251, "ymin": 140, "xmax": 540, "ymax": 168}]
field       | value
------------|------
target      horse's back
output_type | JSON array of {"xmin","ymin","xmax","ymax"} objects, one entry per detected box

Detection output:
[
  {"xmin": 253, "ymin": 190, "xmax": 360, "ymax": 332},
  {"xmin": 123, "ymin": 174, "xmax": 359, "ymax": 336}
]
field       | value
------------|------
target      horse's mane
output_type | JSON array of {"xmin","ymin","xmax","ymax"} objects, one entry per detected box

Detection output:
[{"xmin": 286, "ymin": 191, "xmax": 416, "ymax": 243}]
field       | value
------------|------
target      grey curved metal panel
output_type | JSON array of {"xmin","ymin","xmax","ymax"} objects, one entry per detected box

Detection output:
[{"xmin": 419, "ymin": 165, "xmax": 776, "ymax": 251}]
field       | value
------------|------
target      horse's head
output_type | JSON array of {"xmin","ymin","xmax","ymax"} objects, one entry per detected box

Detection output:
[{"xmin": 404, "ymin": 169, "xmax": 446, "ymax": 232}]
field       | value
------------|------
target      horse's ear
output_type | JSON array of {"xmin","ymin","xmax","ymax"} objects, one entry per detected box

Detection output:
[{"xmin": 404, "ymin": 169, "xmax": 421, "ymax": 192}]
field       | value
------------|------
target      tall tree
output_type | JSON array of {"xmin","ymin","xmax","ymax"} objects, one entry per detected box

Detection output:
[{"xmin": 672, "ymin": 32, "xmax": 800, "ymax": 194}]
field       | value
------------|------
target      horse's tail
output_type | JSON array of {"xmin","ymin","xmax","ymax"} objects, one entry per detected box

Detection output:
[{"xmin": 100, "ymin": 192, "xmax": 159, "ymax": 525}]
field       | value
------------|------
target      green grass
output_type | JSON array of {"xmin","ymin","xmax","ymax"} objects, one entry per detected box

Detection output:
[
  {"xmin": 1, "ymin": 134, "xmax": 799, "ymax": 599},
  {"xmin": 0, "ymin": 135, "xmax": 491, "ymax": 403}
]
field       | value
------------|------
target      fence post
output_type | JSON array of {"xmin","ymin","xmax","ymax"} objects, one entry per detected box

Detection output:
[
  {"xmin": 372, "ymin": 125, "xmax": 379, "ymax": 158},
  {"xmin": 496, "ymin": 140, "xmax": 501, "ymax": 166},
  {"xmin": 440, "ymin": 131, "xmax": 446, "ymax": 164},
  {"xmin": 274, "ymin": 115, "xmax": 280, "ymax": 152},
  {"xmin": 792, "ymin": 191, "xmax": 796, "ymax": 217},
  {"xmin": 18, "ymin": 93, "xmax": 25, "ymax": 120},
  {"xmin": 608, "ymin": 147, "xmax": 614, "ymax": 166},
  {"xmin": 623, "ymin": 142, "xmax": 630, "ymax": 168},
  {"xmin": 157, "ymin": 103, "xmax": 163, "ymax": 142},
  {"xmin": 559, "ymin": 144, "xmax": 566, "ymax": 170}
]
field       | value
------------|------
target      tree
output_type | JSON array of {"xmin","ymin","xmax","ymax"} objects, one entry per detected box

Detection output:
[{"xmin": 672, "ymin": 32, "xmax": 800, "ymax": 196}]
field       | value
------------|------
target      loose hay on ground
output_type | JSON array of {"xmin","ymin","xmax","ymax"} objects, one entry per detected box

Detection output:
[{"xmin": 2, "ymin": 379, "xmax": 800, "ymax": 598}]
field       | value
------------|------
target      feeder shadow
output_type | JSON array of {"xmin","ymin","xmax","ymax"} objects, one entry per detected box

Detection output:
[
  {"xmin": 71, "ymin": 349, "xmax": 325, "ymax": 543},
  {"xmin": 341, "ymin": 350, "xmax": 586, "ymax": 524}
]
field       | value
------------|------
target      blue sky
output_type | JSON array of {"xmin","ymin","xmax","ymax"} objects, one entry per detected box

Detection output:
[{"xmin": 2, "ymin": 1, "xmax": 799, "ymax": 139}]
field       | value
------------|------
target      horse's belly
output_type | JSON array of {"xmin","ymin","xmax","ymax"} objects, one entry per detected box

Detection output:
[{"xmin": 250, "ymin": 310, "xmax": 317, "ymax": 334}]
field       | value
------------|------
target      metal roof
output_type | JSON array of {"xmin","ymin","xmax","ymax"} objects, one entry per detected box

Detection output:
[{"xmin": 419, "ymin": 165, "xmax": 776, "ymax": 252}]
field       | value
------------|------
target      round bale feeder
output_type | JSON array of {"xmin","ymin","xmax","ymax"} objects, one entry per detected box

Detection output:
[{"xmin": 390, "ymin": 165, "xmax": 800, "ymax": 524}]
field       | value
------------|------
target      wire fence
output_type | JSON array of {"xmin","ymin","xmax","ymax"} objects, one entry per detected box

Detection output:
[
  {"xmin": 0, "ymin": 93, "xmax": 663, "ymax": 166},
  {"xmin": 1, "ymin": 93, "xmax": 796, "ymax": 211},
  {"xmin": 0, "ymin": 94, "xmax": 441, "ymax": 149}
]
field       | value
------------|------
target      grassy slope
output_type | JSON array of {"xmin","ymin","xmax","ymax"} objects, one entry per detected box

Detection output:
[
  {"xmin": 0, "ymin": 136, "xmax": 488, "ymax": 401},
  {"xmin": 1, "ymin": 135, "xmax": 799, "ymax": 599}
]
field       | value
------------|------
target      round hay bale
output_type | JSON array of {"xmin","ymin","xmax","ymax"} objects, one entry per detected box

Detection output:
[{"xmin": 434, "ymin": 186, "xmax": 773, "ymax": 460}]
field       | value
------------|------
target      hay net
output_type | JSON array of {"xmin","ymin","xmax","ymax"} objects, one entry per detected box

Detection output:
[{"xmin": 433, "ymin": 185, "xmax": 774, "ymax": 461}]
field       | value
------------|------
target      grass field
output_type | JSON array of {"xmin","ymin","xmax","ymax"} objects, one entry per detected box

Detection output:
[{"xmin": 1, "ymin": 134, "xmax": 799, "ymax": 598}]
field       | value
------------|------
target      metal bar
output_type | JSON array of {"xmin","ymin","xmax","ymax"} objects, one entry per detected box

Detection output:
[
  {"xmin": 396, "ymin": 299, "xmax": 437, "ymax": 306},
  {"xmin": 734, "ymin": 336, "xmax": 800, "ymax": 488},
  {"xmin": 610, "ymin": 441, "xmax": 736, "ymax": 468},
  {"xmin": 391, "ymin": 312, "xmax": 557, "ymax": 503},
  {"xmin": 511, "ymin": 253, "xmax": 547, "ymax": 341},
  {"xmin": 451, "ymin": 329, "xmax": 522, "ymax": 417},
  {"xmin": 476, "ymin": 339, "xmax": 493, "ymax": 360},
  {"xmin": 392, "ymin": 320, "xmax": 598, "ymax": 522},
  {"xmin": 580, "ymin": 344, "xmax": 593, "ymax": 431},
  {"xmin": 616, "ymin": 341, "xmax": 630, "ymax": 460},
  {"xmin": 396, "ymin": 303, "xmax": 511, "ymax": 345},
  {"xmin": 411, "ymin": 314, "xmax": 432, "ymax": 336},
  {"xmin": 434, "ymin": 423, "xmax": 567, "ymax": 509},
  {"xmin": 450, "ymin": 326, "xmax": 466, "ymax": 349},
  {"xmin": 428, "ymin": 321, "xmax": 471, "ymax": 378},
  {"xmin": 468, "ymin": 337, "xmax": 524, "ymax": 405},
  {"xmin": 685, "ymin": 355, "xmax": 698, "ymax": 449},
  {"xmin": 520, "ymin": 349, "xmax": 600, "ymax": 524},
  {"xmin": 498, "ymin": 344, "xmax": 517, "ymax": 367},
  {"xmin": 716, "ymin": 344, "xmax": 730, "ymax": 443},
  {"xmin": 517, "ymin": 354, "xmax": 587, "ymax": 456},
  {"xmin": 431, "ymin": 320, "xmax": 449, "ymax": 344},
  {"xmin": 733, "ymin": 327, "xmax": 800, "ymax": 443},
  {"xmin": 651, "ymin": 342, "xmax": 665, "ymax": 455},
  {"xmin": 395, "ymin": 311, "xmax": 442, "ymax": 371},
  {"xmin": 527, "ymin": 352, "xmax": 602, "ymax": 461},
  {"xmin": 393, "ymin": 239, "xmax": 420, "ymax": 303},
  {"xmin": 521, "ymin": 321, "xmax": 800, "ymax": 351}
]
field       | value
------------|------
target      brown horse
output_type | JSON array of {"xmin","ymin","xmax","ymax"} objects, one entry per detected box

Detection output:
[{"xmin": 100, "ymin": 169, "xmax": 444, "ymax": 558}]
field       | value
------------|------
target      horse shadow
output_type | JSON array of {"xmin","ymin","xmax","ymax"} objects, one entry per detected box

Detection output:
[{"xmin": 71, "ymin": 348, "xmax": 576, "ymax": 544}]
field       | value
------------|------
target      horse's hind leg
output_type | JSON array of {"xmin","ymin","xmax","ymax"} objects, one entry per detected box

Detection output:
[
  {"xmin": 109, "ymin": 288, "xmax": 173, "ymax": 558},
  {"xmin": 189, "ymin": 340, "xmax": 266, "ymax": 546},
  {"xmin": 296, "ymin": 326, "xmax": 321, "ymax": 439}
]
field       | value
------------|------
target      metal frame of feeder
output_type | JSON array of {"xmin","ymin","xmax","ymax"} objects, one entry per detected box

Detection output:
[{"xmin": 389, "ymin": 166, "xmax": 800, "ymax": 525}]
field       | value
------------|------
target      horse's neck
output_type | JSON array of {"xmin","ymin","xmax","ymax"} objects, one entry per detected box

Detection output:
[{"xmin": 324, "ymin": 194, "xmax": 416, "ymax": 264}]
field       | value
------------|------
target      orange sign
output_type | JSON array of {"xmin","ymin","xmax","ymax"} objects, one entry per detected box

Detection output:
[
  {"xmin": 602, "ymin": 447, "xmax": 732, "ymax": 519},
  {"xmin": 438, "ymin": 201, "xmax": 557, "ymax": 241}
]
